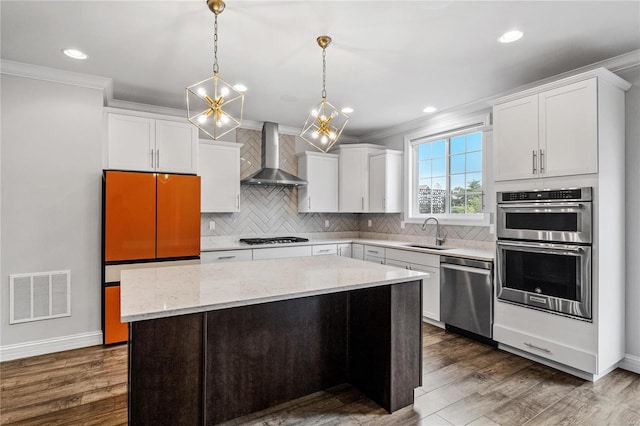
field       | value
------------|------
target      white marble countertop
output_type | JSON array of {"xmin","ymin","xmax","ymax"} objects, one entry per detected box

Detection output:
[
  {"xmin": 120, "ymin": 256, "xmax": 426, "ymax": 323},
  {"xmin": 201, "ymin": 238, "xmax": 495, "ymax": 261}
]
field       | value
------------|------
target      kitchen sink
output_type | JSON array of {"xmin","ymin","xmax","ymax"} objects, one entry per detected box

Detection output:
[{"xmin": 404, "ymin": 244, "xmax": 450, "ymax": 251}]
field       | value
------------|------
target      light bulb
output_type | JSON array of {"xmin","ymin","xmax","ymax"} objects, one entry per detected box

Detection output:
[
  {"xmin": 311, "ymin": 109, "xmax": 318, "ymax": 117},
  {"xmin": 198, "ymin": 115, "xmax": 208, "ymax": 124},
  {"xmin": 330, "ymin": 111, "xmax": 338, "ymax": 118},
  {"xmin": 216, "ymin": 120, "xmax": 223, "ymax": 128},
  {"xmin": 197, "ymin": 87, "xmax": 207, "ymax": 97},
  {"xmin": 221, "ymin": 114, "xmax": 230, "ymax": 124},
  {"xmin": 321, "ymin": 135, "xmax": 329, "ymax": 144},
  {"xmin": 320, "ymin": 115, "xmax": 327, "ymax": 121},
  {"xmin": 312, "ymin": 131, "xmax": 319, "ymax": 139},
  {"xmin": 329, "ymin": 132, "xmax": 337, "ymax": 140},
  {"xmin": 220, "ymin": 86, "xmax": 230, "ymax": 97}
]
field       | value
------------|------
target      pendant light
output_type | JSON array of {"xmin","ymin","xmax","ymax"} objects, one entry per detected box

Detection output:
[
  {"xmin": 300, "ymin": 36, "xmax": 349, "ymax": 153},
  {"xmin": 186, "ymin": 0, "xmax": 244, "ymax": 140}
]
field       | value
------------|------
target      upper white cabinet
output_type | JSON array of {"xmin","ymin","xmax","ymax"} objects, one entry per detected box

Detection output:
[
  {"xmin": 297, "ymin": 152, "xmax": 339, "ymax": 213},
  {"xmin": 335, "ymin": 144, "xmax": 383, "ymax": 212},
  {"xmin": 106, "ymin": 111, "xmax": 198, "ymax": 174},
  {"xmin": 369, "ymin": 150, "xmax": 403, "ymax": 213},
  {"xmin": 199, "ymin": 140, "xmax": 242, "ymax": 213},
  {"xmin": 494, "ymin": 72, "xmax": 627, "ymax": 182}
]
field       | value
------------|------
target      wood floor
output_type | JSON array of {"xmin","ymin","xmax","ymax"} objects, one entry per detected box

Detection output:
[{"xmin": 1, "ymin": 323, "xmax": 639, "ymax": 425}]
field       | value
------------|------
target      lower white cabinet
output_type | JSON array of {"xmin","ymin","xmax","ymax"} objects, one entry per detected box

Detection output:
[
  {"xmin": 352, "ymin": 244, "xmax": 364, "ymax": 260},
  {"xmin": 201, "ymin": 250, "xmax": 252, "ymax": 263},
  {"xmin": 363, "ymin": 245, "xmax": 385, "ymax": 264},
  {"xmin": 199, "ymin": 140, "xmax": 242, "ymax": 213},
  {"xmin": 386, "ymin": 248, "xmax": 440, "ymax": 321},
  {"xmin": 312, "ymin": 244, "xmax": 338, "ymax": 256},
  {"xmin": 337, "ymin": 243, "xmax": 352, "ymax": 258},
  {"xmin": 252, "ymin": 246, "xmax": 313, "ymax": 260}
]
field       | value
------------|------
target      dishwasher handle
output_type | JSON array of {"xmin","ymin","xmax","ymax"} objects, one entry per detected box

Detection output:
[{"xmin": 440, "ymin": 263, "xmax": 492, "ymax": 276}]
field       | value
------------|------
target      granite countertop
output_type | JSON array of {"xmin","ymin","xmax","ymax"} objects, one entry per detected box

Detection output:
[
  {"xmin": 201, "ymin": 238, "xmax": 495, "ymax": 262},
  {"xmin": 120, "ymin": 256, "xmax": 426, "ymax": 323}
]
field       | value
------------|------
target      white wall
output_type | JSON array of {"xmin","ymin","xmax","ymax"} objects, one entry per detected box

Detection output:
[
  {"xmin": 0, "ymin": 74, "xmax": 104, "ymax": 354},
  {"xmin": 617, "ymin": 66, "xmax": 640, "ymax": 360}
]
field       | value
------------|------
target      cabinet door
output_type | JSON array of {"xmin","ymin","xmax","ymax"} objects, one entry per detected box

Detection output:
[
  {"xmin": 105, "ymin": 171, "xmax": 157, "ymax": 261},
  {"xmin": 298, "ymin": 154, "xmax": 339, "ymax": 213},
  {"xmin": 369, "ymin": 155, "xmax": 386, "ymax": 213},
  {"xmin": 352, "ymin": 244, "xmax": 364, "ymax": 260},
  {"xmin": 199, "ymin": 142, "xmax": 241, "ymax": 212},
  {"xmin": 539, "ymin": 78, "xmax": 598, "ymax": 177},
  {"xmin": 339, "ymin": 149, "xmax": 366, "ymax": 212},
  {"xmin": 156, "ymin": 174, "xmax": 201, "ymax": 258},
  {"xmin": 493, "ymin": 95, "xmax": 539, "ymax": 181},
  {"xmin": 104, "ymin": 285, "xmax": 128, "ymax": 344},
  {"xmin": 155, "ymin": 120, "xmax": 198, "ymax": 174},
  {"xmin": 107, "ymin": 114, "xmax": 155, "ymax": 172},
  {"xmin": 412, "ymin": 264, "xmax": 440, "ymax": 321},
  {"xmin": 337, "ymin": 243, "xmax": 352, "ymax": 258}
]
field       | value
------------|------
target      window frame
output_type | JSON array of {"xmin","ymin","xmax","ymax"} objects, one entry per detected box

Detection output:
[{"xmin": 404, "ymin": 113, "xmax": 491, "ymax": 226}]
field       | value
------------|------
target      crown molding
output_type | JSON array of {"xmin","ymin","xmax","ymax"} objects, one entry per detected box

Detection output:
[
  {"xmin": 106, "ymin": 98, "xmax": 186, "ymax": 118},
  {"xmin": 360, "ymin": 49, "xmax": 640, "ymax": 144},
  {"xmin": 0, "ymin": 60, "xmax": 113, "ymax": 100}
]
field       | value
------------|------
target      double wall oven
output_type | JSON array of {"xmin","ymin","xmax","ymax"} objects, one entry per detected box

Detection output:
[{"xmin": 496, "ymin": 188, "xmax": 593, "ymax": 321}]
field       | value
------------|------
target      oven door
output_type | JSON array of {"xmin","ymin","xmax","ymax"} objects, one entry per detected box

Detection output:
[
  {"xmin": 496, "ymin": 241, "xmax": 592, "ymax": 320},
  {"xmin": 497, "ymin": 202, "xmax": 592, "ymax": 243}
]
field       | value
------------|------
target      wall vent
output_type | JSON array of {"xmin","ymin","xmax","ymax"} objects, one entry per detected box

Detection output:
[{"xmin": 9, "ymin": 270, "xmax": 71, "ymax": 324}]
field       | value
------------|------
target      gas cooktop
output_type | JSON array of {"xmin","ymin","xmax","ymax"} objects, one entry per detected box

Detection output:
[{"xmin": 239, "ymin": 237, "xmax": 310, "ymax": 245}]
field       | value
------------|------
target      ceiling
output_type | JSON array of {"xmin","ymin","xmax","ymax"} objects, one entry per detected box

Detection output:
[{"xmin": 2, "ymin": 1, "xmax": 639, "ymax": 137}]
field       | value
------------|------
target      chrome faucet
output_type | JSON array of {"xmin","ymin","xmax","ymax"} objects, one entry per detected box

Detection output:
[{"xmin": 422, "ymin": 217, "xmax": 446, "ymax": 246}]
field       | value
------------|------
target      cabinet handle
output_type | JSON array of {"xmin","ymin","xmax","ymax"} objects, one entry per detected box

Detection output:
[
  {"xmin": 361, "ymin": 197, "xmax": 364, "ymax": 210},
  {"xmin": 532, "ymin": 150, "xmax": 537, "ymax": 175},
  {"xmin": 383, "ymin": 196, "xmax": 386, "ymax": 209},
  {"xmin": 539, "ymin": 149, "xmax": 544, "ymax": 174},
  {"xmin": 150, "ymin": 150, "xmax": 154, "ymax": 168},
  {"xmin": 236, "ymin": 194, "xmax": 240, "ymax": 210},
  {"xmin": 367, "ymin": 249, "xmax": 379, "ymax": 254},
  {"xmin": 156, "ymin": 149, "xmax": 160, "ymax": 168},
  {"xmin": 338, "ymin": 247, "xmax": 341, "ymax": 256},
  {"xmin": 524, "ymin": 342, "xmax": 551, "ymax": 353},
  {"xmin": 308, "ymin": 197, "xmax": 311, "ymax": 210},
  {"xmin": 217, "ymin": 256, "xmax": 236, "ymax": 260}
]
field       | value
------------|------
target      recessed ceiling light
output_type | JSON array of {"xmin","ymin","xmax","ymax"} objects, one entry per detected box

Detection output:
[
  {"xmin": 498, "ymin": 30, "xmax": 523, "ymax": 43},
  {"xmin": 341, "ymin": 107, "xmax": 354, "ymax": 114},
  {"xmin": 233, "ymin": 84, "xmax": 247, "ymax": 92},
  {"xmin": 423, "ymin": 106, "xmax": 437, "ymax": 113},
  {"xmin": 62, "ymin": 48, "xmax": 88, "ymax": 60}
]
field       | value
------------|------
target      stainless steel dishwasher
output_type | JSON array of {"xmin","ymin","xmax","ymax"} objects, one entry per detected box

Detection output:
[{"xmin": 440, "ymin": 256, "xmax": 494, "ymax": 340}]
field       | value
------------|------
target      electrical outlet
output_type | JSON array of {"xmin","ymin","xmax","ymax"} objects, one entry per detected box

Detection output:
[
  {"xmin": 209, "ymin": 221, "xmax": 215, "ymax": 231},
  {"xmin": 325, "ymin": 220, "xmax": 330, "ymax": 228},
  {"xmin": 368, "ymin": 219, "xmax": 372, "ymax": 227},
  {"xmin": 400, "ymin": 221, "xmax": 405, "ymax": 229}
]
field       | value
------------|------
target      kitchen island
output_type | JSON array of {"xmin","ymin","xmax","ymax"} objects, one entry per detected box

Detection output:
[{"xmin": 121, "ymin": 256, "xmax": 425, "ymax": 425}]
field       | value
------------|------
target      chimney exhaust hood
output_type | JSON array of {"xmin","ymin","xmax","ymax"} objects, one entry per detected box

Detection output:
[{"xmin": 241, "ymin": 122, "xmax": 308, "ymax": 187}]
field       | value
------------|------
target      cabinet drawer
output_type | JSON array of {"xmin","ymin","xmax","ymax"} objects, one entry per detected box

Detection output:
[
  {"xmin": 363, "ymin": 245, "xmax": 385, "ymax": 258},
  {"xmin": 494, "ymin": 324, "xmax": 597, "ymax": 373},
  {"xmin": 252, "ymin": 246, "xmax": 313, "ymax": 260},
  {"xmin": 385, "ymin": 248, "xmax": 439, "ymax": 267},
  {"xmin": 312, "ymin": 244, "xmax": 338, "ymax": 256},
  {"xmin": 200, "ymin": 250, "xmax": 252, "ymax": 263}
]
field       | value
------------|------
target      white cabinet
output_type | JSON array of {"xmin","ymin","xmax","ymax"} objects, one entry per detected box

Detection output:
[
  {"xmin": 252, "ymin": 246, "xmax": 313, "ymax": 260},
  {"xmin": 297, "ymin": 152, "xmax": 339, "ymax": 213},
  {"xmin": 363, "ymin": 245, "xmax": 385, "ymax": 264},
  {"xmin": 200, "ymin": 249, "xmax": 252, "ymax": 263},
  {"xmin": 352, "ymin": 244, "xmax": 364, "ymax": 260},
  {"xmin": 199, "ymin": 140, "xmax": 242, "ymax": 213},
  {"xmin": 335, "ymin": 144, "xmax": 383, "ymax": 212},
  {"xmin": 386, "ymin": 248, "xmax": 440, "ymax": 321},
  {"xmin": 312, "ymin": 244, "xmax": 338, "ymax": 256},
  {"xmin": 494, "ymin": 78, "xmax": 598, "ymax": 181},
  {"xmin": 337, "ymin": 243, "xmax": 352, "ymax": 258},
  {"xmin": 107, "ymin": 111, "xmax": 198, "ymax": 174},
  {"xmin": 369, "ymin": 150, "xmax": 403, "ymax": 213}
]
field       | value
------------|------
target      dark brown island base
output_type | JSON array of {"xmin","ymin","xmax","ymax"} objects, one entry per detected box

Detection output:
[{"xmin": 121, "ymin": 256, "xmax": 425, "ymax": 425}]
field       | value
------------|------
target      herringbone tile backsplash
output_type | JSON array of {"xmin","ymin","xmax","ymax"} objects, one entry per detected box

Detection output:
[{"xmin": 202, "ymin": 129, "xmax": 492, "ymax": 242}]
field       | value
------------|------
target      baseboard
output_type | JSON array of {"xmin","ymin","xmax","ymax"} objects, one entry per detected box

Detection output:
[
  {"xmin": 422, "ymin": 317, "xmax": 445, "ymax": 329},
  {"xmin": 0, "ymin": 331, "xmax": 103, "ymax": 362},
  {"xmin": 618, "ymin": 354, "xmax": 640, "ymax": 374}
]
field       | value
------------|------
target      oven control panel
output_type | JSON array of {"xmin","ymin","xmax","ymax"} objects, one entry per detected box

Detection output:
[{"xmin": 499, "ymin": 187, "xmax": 592, "ymax": 203}]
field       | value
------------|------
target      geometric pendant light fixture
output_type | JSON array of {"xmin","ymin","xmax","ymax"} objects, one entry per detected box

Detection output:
[
  {"xmin": 299, "ymin": 35, "xmax": 349, "ymax": 153},
  {"xmin": 186, "ymin": 0, "xmax": 244, "ymax": 140}
]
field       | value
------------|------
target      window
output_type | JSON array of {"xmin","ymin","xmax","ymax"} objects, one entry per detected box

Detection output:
[{"xmin": 406, "ymin": 125, "xmax": 488, "ymax": 224}]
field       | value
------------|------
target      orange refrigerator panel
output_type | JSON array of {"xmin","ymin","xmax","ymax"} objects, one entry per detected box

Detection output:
[
  {"xmin": 105, "ymin": 171, "xmax": 156, "ymax": 261},
  {"xmin": 156, "ymin": 174, "xmax": 201, "ymax": 258},
  {"xmin": 104, "ymin": 285, "xmax": 128, "ymax": 344}
]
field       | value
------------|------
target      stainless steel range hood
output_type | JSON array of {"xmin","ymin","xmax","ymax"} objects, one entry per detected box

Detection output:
[{"xmin": 241, "ymin": 122, "xmax": 307, "ymax": 186}]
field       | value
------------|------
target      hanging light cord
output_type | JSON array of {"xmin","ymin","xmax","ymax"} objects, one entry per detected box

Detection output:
[
  {"xmin": 213, "ymin": 13, "xmax": 219, "ymax": 75},
  {"xmin": 321, "ymin": 47, "xmax": 327, "ymax": 99}
]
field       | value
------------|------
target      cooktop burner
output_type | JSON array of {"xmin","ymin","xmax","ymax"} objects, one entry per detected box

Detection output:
[{"xmin": 239, "ymin": 237, "xmax": 310, "ymax": 245}]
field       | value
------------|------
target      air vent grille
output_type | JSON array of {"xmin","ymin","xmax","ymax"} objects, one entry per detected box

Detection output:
[{"xmin": 9, "ymin": 270, "xmax": 71, "ymax": 324}]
